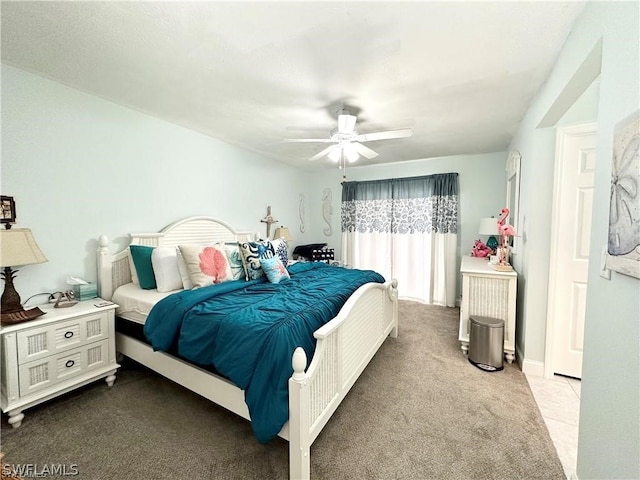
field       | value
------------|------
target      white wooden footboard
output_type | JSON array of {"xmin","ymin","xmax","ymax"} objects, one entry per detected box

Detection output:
[{"xmin": 288, "ymin": 279, "xmax": 398, "ymax": 479}]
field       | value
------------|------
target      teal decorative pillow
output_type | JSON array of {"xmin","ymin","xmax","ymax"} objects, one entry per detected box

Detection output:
[
  {"xmin": 259, "ymin": 256, "xmax": 290, "ymax": 284},
  {"xmin": 129, "ymin": 245, "xmax": 157, "ymax": 290},
  {"xmin": 238, "ymin": 240, "xmax": 275, "ymax": 280}
]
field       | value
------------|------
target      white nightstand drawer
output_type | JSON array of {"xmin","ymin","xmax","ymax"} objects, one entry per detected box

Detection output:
[
  {"xmin": 16, "ymin": 312, "xmax": 109, "ymax": 364},
  {"xmin": 18, "ymin": 339, "xmax": 109, "ymax": 397}
]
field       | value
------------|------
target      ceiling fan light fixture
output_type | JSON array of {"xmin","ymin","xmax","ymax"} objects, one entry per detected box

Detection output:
[
  {"xmin": 343, "ymin": 146, "xmax": 359, "ymax": 163},
  {"xmin": 328, "ymin": 148, "xmax": 342, "ymax": 162}
]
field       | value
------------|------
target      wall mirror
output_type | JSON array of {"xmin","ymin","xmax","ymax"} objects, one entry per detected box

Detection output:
[{"xmin": 506, "ymin": 150, "xmax": 521, "ymax": 254}]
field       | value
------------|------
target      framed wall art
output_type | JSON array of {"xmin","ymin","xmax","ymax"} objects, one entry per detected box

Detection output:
[
  {"xmin": 606, "ymin": 110, "xmax": 639, "ymax": 279},
  {"xmin": 1, "ymin": 196, "xmax": 16, "ymax": 228}
]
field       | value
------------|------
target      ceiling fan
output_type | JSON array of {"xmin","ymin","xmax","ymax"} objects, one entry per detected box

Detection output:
[{"xmin": 284, "ymin": 109, "xmax": 413, "ymax": 163}]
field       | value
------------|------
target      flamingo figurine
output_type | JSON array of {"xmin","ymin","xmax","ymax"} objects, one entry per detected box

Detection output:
[
  {"xmin": 497, "ymin": 208, "xmax": 509, "ymax": 228},
  {"xmin": 500, "ymin": 224, "xmax": 516, "ymax": 237},
  {"xmin": 496, "ymin": 208, "xmax": 516, "ymax": 269}
]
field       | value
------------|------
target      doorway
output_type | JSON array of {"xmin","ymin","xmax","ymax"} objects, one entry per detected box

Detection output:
[{"xmin": 544, "ymin": 122, "xmax": 597, "ymax": 379}]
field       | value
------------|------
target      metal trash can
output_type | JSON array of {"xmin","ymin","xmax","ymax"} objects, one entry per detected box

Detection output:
[{"xmin": 468, "ymin": 316, "xmax": 504, "ymax": 372}]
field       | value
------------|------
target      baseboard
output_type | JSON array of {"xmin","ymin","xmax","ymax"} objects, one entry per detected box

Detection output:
[
  {"xmin": 515, "ymin": 344, "xmax": 524, "ymax": 370},
  {"xmin": 522, "ymin": 358, "xmax": 545, "ymax": 377}
]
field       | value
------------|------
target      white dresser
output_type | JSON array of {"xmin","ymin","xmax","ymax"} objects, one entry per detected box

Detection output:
[
  {"xmin": 459, "ymin": 256, "xmax": 517, "ymax": 363},
  {"xmin": 1, "ymin": 300, "xmax": 119, "ymax": 428}
]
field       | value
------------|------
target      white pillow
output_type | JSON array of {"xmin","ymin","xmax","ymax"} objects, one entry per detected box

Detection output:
[
  {"xmin": 151, "ymin": 247, "xmax": 183, "ymax": 293},
  {"xmin": 176, "ymin": 249, "xmax": 193, "ymax": 290},
  {"xmin": 127, "ymin": 247, "xmax": 139, "ymax": 285}
]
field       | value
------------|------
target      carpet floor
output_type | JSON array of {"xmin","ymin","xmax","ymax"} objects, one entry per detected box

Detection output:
[{"xmin": 1, "ymin": 301, "xmax": 565, "ymax": 479}]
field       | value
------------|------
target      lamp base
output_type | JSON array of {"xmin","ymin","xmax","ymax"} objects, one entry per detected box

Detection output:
[
  {"xmin": 1, "ymin": 306, "xmax": 46, "ymax": 326},
  {"xmin": 486, "ymin": 236, "xmax": 499, "ymax": 251}
]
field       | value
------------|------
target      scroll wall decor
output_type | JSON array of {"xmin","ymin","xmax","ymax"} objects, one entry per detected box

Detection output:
[
  {"xmin": 298, "ymin": 193, "xmax": 306, "ymax": 233},
  {"xmin": 322, "ymin": 188, "xmax": 333, "ymax": 236},
  {"xmin": 606, "ymin": 110, "xmax": 639, "ymax": 279}
]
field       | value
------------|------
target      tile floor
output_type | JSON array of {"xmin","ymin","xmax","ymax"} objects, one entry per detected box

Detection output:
[{"xmin": 525, "ymin": 373, "xmax": 581, "ymax": 480}]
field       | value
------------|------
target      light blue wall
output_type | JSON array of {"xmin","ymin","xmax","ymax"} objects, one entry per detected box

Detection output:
[
  {"xmin": 1, "ymin": 65, "xmax": 316, "ymax": 301},
  {"xmin": 508, "ymin": 2, "xmax": 639, "ymax": 478},
  {"xmin": 308, "ymin": 152, "xmax": 508, "ymax": 298},
  {"xmin": 2, "ymin": 64, "xmax": 506, "ymax": 307}
]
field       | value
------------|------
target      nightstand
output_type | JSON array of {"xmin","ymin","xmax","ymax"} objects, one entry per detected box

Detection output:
[
  {"xmin": 458, "ymin": 256, "xmax": 517, "ymax": 363},
  {"xmin": 1, "ymin": 300, "xmax": 120, "ymax": 428}
]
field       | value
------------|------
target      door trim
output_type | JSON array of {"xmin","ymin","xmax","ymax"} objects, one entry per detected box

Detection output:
[{"xmin": 544, "ymin": 122, "xmax": 597, "ymax": 379}]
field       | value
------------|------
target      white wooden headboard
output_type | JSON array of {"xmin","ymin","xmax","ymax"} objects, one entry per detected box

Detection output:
[{"xmin": 97, "ymin": 216, "xmax": 255, "ymax": 300}]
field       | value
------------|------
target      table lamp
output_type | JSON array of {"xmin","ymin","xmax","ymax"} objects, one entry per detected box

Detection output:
[
  {"xmin": 273, "ymin": 226, "xmax": 293, "ymax": 242},
  {"xmin": 478, "ymin": 217, "xmax": 499, "ymax": 251},
  {"xmin": 1, "ymin": 228, "xmax": 48, "ymax": 325}
]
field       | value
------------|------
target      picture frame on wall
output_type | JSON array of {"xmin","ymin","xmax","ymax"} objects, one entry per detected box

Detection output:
[
  {"xmin": 606, "ymin": 110, "xmax": 640, "ymax": 279},
  {"xmin": 1, "ymin": 196, "xmax": 16, "ymax": 228}
]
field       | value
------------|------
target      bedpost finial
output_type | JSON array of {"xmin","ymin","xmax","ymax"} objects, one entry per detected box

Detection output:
[
  {"xmin": 292, "ymin": 347, "xmax": 307, "ymax": 380},
  {"xmin": 387, "ymin": 278, "xmax": 399, "ymax": 301},
  {"xmin": 98, "ymin": 234, "xmax": 109, "ymax": 249}
]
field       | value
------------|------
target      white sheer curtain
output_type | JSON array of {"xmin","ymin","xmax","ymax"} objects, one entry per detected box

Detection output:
[{"xmin": 341, "ymin": 173, "xmax": 459, "ymax": 307}]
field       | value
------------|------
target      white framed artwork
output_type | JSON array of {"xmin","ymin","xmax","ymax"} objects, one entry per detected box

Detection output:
[{"xmin": 606, "ymin": 110, "xmax": 640, "ymax": 279}]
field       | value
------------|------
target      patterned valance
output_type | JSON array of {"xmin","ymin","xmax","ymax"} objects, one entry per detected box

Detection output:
[{"xmin": 341, "ymin": 173, "xmax": 459, "ymax": 234}]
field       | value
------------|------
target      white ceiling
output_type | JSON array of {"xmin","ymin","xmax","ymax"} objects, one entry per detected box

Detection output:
[{"xmin": 1, "ymin": 1, "xmax": 586, "ymax": 169}]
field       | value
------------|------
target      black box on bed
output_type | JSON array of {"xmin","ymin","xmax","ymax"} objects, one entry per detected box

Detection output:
[
  {"xmin": 311, "ymin": 248, "xmax": 335, "ymax": 263},
  {"xmin": 292, "ymin": 243, "xmax": 335, "ymax": 263}
]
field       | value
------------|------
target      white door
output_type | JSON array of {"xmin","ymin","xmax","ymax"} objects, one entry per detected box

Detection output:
[{"xmin": 546, "ymin": 123, "xmax": 597, "ymax": 379}]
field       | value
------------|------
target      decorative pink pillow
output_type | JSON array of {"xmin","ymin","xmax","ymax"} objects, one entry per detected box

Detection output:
[{"xmin": 178, "ymin": 244, "xmax": 233, "ymax": 288}]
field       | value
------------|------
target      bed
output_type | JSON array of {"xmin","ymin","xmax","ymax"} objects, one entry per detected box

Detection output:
[{"xmin": 96, "ymin": 216, "xmax": 398, "ymax": 479}]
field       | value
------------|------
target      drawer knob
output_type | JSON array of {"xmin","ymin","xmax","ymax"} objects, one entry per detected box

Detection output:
[
  {"xmin": 64, "ymin": 331, "xmax": 74, "ymax": 339},
  {"xmin": 65, "ymin": 360, "xmax": 75, "ymax": 368}
]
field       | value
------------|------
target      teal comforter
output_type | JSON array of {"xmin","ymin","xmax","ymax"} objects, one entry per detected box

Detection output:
[{"xmin": 144, "ymin": 262, "xmax": 384, "ymax": 443}]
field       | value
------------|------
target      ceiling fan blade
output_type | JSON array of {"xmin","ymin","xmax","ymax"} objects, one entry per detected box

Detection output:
[
  {"xmin": 355, "ymin": 128, "xmax": 413, "ymax": 142},
  {"xmin": 309, "ymin": 145, "xmax": 340, "ymax": 162},
  {"xmin": 351, "ymin": 142, "xmax": 379, "ymax": 159},
  {"xmin": 282, "ymin": 138, "xmax": 335, "ymax": 143}
]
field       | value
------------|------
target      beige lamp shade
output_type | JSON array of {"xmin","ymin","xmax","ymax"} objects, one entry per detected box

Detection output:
[
  {"xmin": 0, "ymin": 228, "xmax": 48, "ymax": 267},
  {"xmin": 273, "ymin": 226, "xmax": 293, "ymax": 242},
  {"xmin": 478, "ymin": 218, "xmax": 499, "ymax": 236}
]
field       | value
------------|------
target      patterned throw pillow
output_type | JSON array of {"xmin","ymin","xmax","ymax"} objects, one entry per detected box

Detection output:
[
  {"xmin": 270, "ymin": 238, "xmax": 289, "ymax": 267},
  {"xmin": 259, "ymin": 256, "xmax": 290, "ymax": 284},
  {"xmin": 238, "ymin": 240, "xmax": 275, "ymax": 280},
  {"xmin": 178, "ymin": 244, "xmax": 233, "ymax": 288},
  {"xmin": 218, "ymin": 242, "xmax": 245, "ymax": 281}
]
